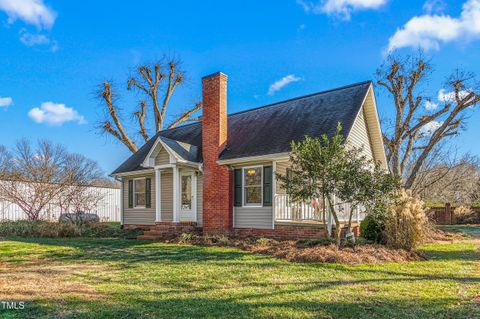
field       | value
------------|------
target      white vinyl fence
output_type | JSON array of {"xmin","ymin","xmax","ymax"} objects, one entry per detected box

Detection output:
[{"xmin": 0, "ymin": 186, "xmax": 121, "ymax": 222}]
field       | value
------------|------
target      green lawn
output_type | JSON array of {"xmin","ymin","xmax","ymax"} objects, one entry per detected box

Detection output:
[
  {"xmin": 0, "ymin": 233, "xmax": 479, "ymax": 319},
  {"xmin": 437, "ymin": 225, "xmax": 480, "ymax": 238}
]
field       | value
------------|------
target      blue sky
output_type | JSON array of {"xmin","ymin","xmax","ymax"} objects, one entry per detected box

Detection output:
[{"xmin": 0, "ymin": 0, "xmax": 479, "ymax": 174}]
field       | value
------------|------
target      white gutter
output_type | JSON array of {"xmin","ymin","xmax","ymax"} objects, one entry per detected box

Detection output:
[
  {"xmin": 216, "ymin": 152, "xmax": 290, "ymax": 165},
  {"xmin": 111, "ymin": 168, "xmax": 154, "ymax": 178}
]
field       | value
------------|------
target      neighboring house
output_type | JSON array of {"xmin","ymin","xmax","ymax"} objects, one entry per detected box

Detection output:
[{"xmin": 111, "ymin": 72, "xmax": 387, "ymax": 239}]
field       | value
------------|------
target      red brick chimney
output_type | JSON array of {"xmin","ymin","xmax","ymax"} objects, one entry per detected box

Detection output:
[{"xmin": 201, "ymin": 72, "xmax": 232, "ymax": 234}]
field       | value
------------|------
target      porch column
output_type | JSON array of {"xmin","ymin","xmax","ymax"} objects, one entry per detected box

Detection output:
[
  {"xmin": 173, "ymin": 166, "xmax": 180, "ymax": 222},
  {"xmin": 155, "ymin": 168, "xmax": 162, "ymax": 222},
  {"xmin": 271, "ymin": 161, "xmax": 277, "ymax": 229}
]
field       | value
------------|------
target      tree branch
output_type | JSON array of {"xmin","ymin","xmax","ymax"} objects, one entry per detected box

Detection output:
[
  {"xmin": 168, "ymin": 102, "xmax": 202, "ymax": 129},
  {"xmin": 134, "ymin": 101, "xmax": 149, "ymax": 142},
  {"xmin": 100, "ymin": 82, "xmax": 138, "ymax": 153}
]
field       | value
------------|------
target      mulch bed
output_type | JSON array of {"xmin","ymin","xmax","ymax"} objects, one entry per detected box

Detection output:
[
  {"xmin": 165, "ymin": 235, "xmax": 425, "ymax": 264},
  {"xmin": 245, "ymin": 241, "xmax": 424, "ymax": 264}
]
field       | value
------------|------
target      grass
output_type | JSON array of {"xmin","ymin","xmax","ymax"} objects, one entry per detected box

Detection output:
[
  {"xmin": 437, "ymin": 225, "xmax": 480, "ymax": 237},
  {"xmin": 0, "ymin": 231, "xmax": 479, "ymax": 318}
]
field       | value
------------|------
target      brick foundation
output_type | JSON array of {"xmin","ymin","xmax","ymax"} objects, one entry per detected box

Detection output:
[
  {"xmin": 136, "ymin": 222, "xmax": 200, "ymax": 240},
  {"xmin": 131, "ymin": 222, "xmax": 360, "ymax": 241},
  {"xmin": 123, "ymin": 224, "xmax": 154, "ymax": 230},
  {"xmin": 233, "ymin": 224, "xmax": 360, "ymax": 240},
  {"xmin": 233, "ymin": 224, "xmax": 328, "ymax": 240}
]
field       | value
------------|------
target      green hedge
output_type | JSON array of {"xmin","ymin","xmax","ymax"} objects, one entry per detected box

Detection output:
[{"xmin": 0, "ymin": 221, "xmax": 143, "ymax": 239}]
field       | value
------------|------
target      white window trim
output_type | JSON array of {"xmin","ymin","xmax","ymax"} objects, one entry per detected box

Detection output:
[
  {"xmin": 179, "ymin": 171, "xmax": 194, "ymax": 212},
  {"xmin": 133, "ymin": 177, "xmax": 146, "ymax": 209},
  {"xmin": 242, "ymin": 165, "xmax": 263, "ymax": 208}
]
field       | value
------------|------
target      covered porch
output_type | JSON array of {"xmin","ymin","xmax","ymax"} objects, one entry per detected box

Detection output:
[{"xmin": 273, "ymin": 194, "xmax": 365, "ymax": 234}]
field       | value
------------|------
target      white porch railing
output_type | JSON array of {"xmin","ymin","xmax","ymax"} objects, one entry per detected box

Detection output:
[
  {"xmin": 274, "ymin": 194, "xmax": 366, "ymax": 225},
  {"xmin": 274, "ymin": 194, "xmax": 324, "ymax": 222}
]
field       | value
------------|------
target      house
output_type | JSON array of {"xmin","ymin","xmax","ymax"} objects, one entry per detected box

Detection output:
[{"xmin": 111, "ymin": 72, "xmax": 387, "ymax": 240}]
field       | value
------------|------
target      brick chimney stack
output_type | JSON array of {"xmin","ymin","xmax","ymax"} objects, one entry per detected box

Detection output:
[{"xmin": 201, "ymin": 72, "xmax": 232, "ymax": 234}]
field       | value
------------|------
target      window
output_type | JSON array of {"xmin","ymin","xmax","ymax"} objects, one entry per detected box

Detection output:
[
  {"xmin": 181, "ymin": 175, "xmax": 192, "ymax": 210},
  {"xmin": 243, "ymin": 166, "xmax": 262, "ymax": 206},
  {"xmin": 134, "ymin": 178, "xmax": 146, "ymax": 207}
]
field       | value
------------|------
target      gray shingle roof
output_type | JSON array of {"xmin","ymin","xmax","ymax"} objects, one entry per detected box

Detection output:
[{"xmin": 112, "ymin": 81, "xmax": 371, "ymax": 175}]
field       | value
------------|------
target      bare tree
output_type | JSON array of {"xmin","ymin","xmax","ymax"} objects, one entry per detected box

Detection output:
[
  {"xmin": 412, "ymin": 153, "xmax": 480, "ymax": 205},
  {"xmin": 99, "ymin": 58, "xmax": 202, "ymax": 153},
  {"xmin": 0, "ymin": 140, "xmax": 104, "ymax": 221},
  {"xmin": 376, "ymin": 53, "xmax": 480, "ymax": 189}
]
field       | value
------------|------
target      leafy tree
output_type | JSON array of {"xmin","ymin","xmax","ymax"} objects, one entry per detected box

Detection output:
[
  {"xmin": 338, "ymin": 159, "xmax": 399, "ymax": 234},
  {"xmin": 277, "ymin": 124, "xmax": 398, "ymax": 245}
]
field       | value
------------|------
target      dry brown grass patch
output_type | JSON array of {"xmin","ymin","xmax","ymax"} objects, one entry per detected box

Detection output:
[{"xmin": 0, "ymin": 262, "xmax": 106, "ymax": 301}]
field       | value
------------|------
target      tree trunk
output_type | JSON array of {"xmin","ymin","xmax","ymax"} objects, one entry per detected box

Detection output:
[
  {"xmin": 347, "ymin": 204, "xmax": 357, "ymax": 233},
  {"xmin": 322, "ymin": 195, "xmax": 330, "ymax": 239},
  {"xmin": 327, "ymin": 196, "xmax": 342, "ymax": 246}
]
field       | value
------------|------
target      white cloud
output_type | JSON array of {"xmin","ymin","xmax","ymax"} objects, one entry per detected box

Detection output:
[
  {"xmin": 19, "ymin": 30, "xmax": 58, "ymax": 51},
  {"xmin": 0, "ymin": 0, "xmax": 56, "ymax": 29},
  {"xmin": 297, "ymin": 0, "xmax": 387, "ymax": 20},
  {"xmin": 387, "ymin": 0, "xmax": 480, "ymax": 52},
  {"xmin": 0, "ymin": 97, "xmax": 13, "ymax": 107},
  {"xmin": 424, "ymin": 100, "xmax": 438, "ymax": 111},
  {"xmin": 437, "ymin": 88, "xmax": 470, "ymax": 102},
  {"xmin": 420, "ymin": 120, "xmax": 443, "ymax": 135},
  {"xmin": 28, "ymin": 102, "xmax": 86, "ymax": 126},
  {"xmin": 268, "ymin": 75, "xmax": 302, "ymax": 96},
  {"xmin": 423, "ymin": 0, "xmax": 446, "ymax": 14}
]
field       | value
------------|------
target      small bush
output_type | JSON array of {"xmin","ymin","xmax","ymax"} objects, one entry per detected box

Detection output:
[
  {"xmin": 360, "ymin": 214, "xmax": 385, "ymax": 243},
  {"xmin": 454, "ymin": 206, "xmax": 479, "ymax": 224},
  {"xmin": 384, "ymin": 189, "xmax": 428, "ymax": 251},
  {"xmin": 205, "ymin": 235, "xmax": 230, "ymax": 246},
  {"xmin": 179, "ymin": 232, "xmax": 200, "ymax": 243},
  {"xmin": 37, "ymin": 222, "xmax": 78, "ymax": 238},
  {"xmin": 256, "ymin": 237, "xmax": 274, "ymax": 246},
  {"xmin": 295, "ymin": 238, "xmax": 333, "ymax": 248},
  {"xmin": 0, "ymin": 220, "xmax": 135, "ymax": 239},
  {"xmin": 0, "ymin": 220, "xmax": 41, "ymax": 237}
]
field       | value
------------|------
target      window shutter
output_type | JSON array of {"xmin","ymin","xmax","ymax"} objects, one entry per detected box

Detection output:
[
  {"xmin": 234, "ymin": 169, "xmax": 242, "ymax": 207},
  {"xmin": 145, "ymin": 178, "xmax": 152, "ymax": 208},
  {"xmin": 128, "ymin": 180, "xmax": 133, "ymax": 208},
  {"xmin": 263, "ymin": 166, "xmax": 272, "ymax": 206}
]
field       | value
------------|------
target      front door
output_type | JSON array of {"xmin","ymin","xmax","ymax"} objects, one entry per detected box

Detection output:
[{"xmin": 179, "ymin": 172, "xmax": 196, "ymax": 221}]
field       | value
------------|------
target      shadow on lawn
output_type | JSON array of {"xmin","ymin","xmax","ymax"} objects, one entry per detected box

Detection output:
[
  {"xmin": 2, "ymin": 238, "xmax": 480, "ymax": 318},
  {"xmin": 9, "ymin": 237, "xmax": 479, "ymax": 290},
  {"xmin": 10, "ymin": 292, "xmax": 479, "ymax": 319},
  {"xmin": 7, "ymin": 237, "xmax": 261, "ymax": 266}
]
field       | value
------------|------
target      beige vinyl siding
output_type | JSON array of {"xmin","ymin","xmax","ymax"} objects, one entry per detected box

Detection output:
[
  {"xmin": 362, "ymin": 87, "xmax": 388, "ymax": 168},
  {"xmin": 234, "ymin": 207, "xmax": 273, "ymax": 229},
  {"xmin": 347, "ymin": 107, "xmax": 374, "ymax": 161},
  {"xmin": 161, "ymin": 170, "xmax": 173, "ymax": 221},
  {"xmin": 197, "ymin": 174, "xmax": 203, "ymax": 226},
  {"xmin": 233, "ymin": 163, "xmax": 274, "ymax": 229},
  {"xmin": 155, "ymin": 148, "xmax": 170, "ymax": 165},
  {"xmin": 123, "ymin": 173, "xmax": 155, "ymax": 225},
  {"xmin": 275, "ymin": 161, "xmax": 291, "ymax": 195}
]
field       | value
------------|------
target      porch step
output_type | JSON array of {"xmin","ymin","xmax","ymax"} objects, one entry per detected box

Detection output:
[{"xmin": 136, "ymin": 222, "xmax": 200, "ymax": 240}]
